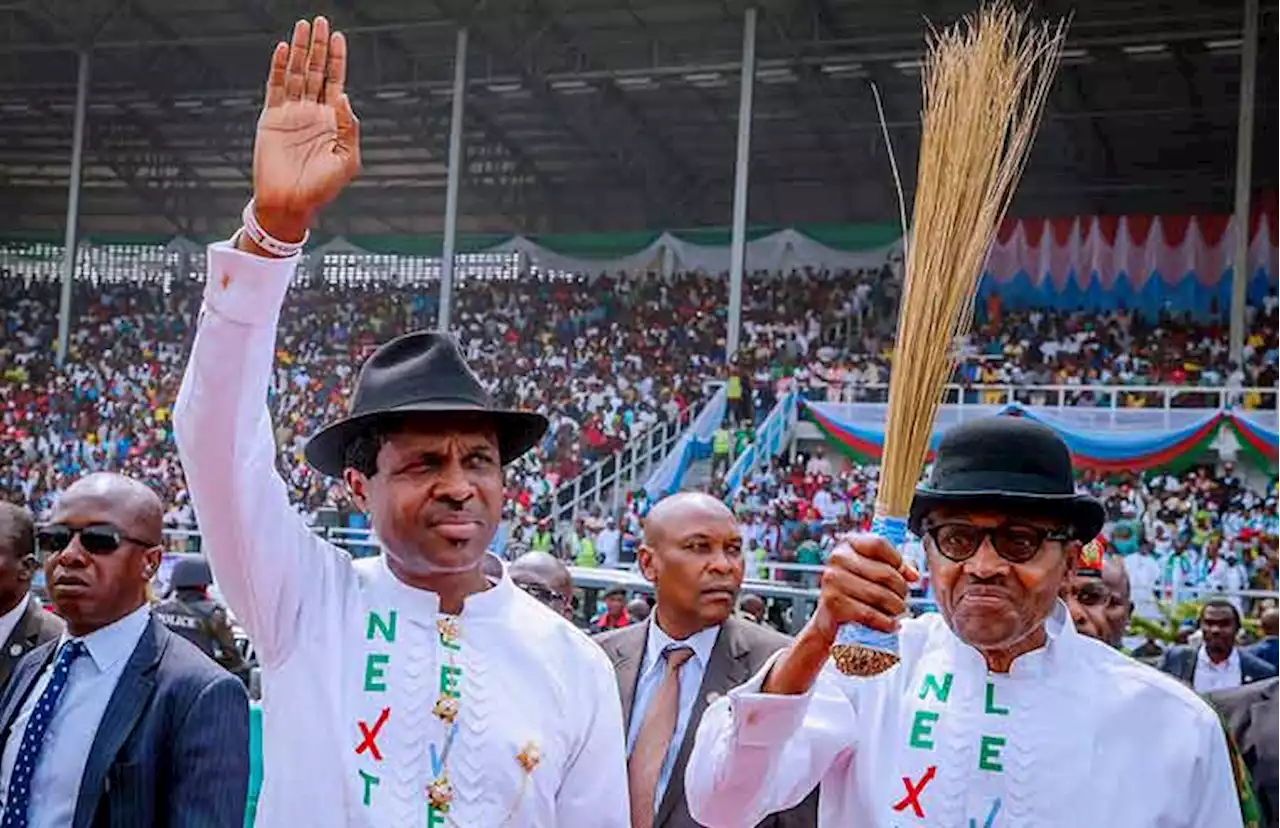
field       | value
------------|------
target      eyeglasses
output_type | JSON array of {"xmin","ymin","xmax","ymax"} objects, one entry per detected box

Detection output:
[
  {"xmin": 515, "ymin": 580, "xmax": 569, "ymax": 610},
  {"xmin": 37, "ymin": 524, "xmax": 158, "ymax": 556},
  {"xmin": 1068, "ymin": 579, "xmax": 1116, "ymax": 608},
  {"xmin": 923, "ymin": 523, "xmax": 1074, "ymax": 564}
]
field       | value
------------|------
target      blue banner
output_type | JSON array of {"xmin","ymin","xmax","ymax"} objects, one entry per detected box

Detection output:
[{"xmin": 643, "ymin": 385, "xmax": 728, "ymax": 498}]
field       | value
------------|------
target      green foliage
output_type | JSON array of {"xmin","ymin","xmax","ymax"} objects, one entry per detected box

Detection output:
[{"xmin": 1128, "ymin": 599, "xmax": 1200, "ymax": 643}]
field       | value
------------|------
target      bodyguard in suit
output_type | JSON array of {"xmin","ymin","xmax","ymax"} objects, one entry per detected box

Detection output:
[
  {"xmin": 0, "ymin": 473, "xmax": 249, "ymax": 827},
  {"xmin": 1160, "ymin": 598, "xmax": 1277, "ymax": 693},
  {"xmin": 1208, "ymin": 678, "xmax": 1279, "ymax": 828},
  {"xmin": 0, "ymin": 504, "xmax": 62, "ymax": 689},
  {"xmin": 597, "ymin": 492, "xmax": 818, "ymax": 828},
  {"xmin": 1246, "ymin": 608, "xmax": 1278, "ymax": 670}
]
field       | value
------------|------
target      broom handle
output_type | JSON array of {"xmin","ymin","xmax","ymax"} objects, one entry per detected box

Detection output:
[{"xmin": 834, "ymin": 512, "xmax": 909, "ymax": 654}]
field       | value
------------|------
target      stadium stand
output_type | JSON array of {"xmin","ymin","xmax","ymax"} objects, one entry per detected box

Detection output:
[
  {"xmin": 5, "ymin": 256, "xmax": 1275, "ymax": 606},
  {"xmin": 0, "ymin": 265, "xmax": 892, "ymax": 523}
]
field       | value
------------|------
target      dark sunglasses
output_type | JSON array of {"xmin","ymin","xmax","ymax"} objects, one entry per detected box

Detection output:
[
  {"xmin": 1067, "ymin": 578, "xmax": 1115, "ymax": 608},
  {"xmin": 37, "ymin": 524, "xmax": 157, "ymax": 556},
  {"xmin": 924, "ymin": 522, "xmax": 1074, "ymax": 564},
  {"xmin": 515, "ymin": 581, "xmax": 568, "ymax": 609}
]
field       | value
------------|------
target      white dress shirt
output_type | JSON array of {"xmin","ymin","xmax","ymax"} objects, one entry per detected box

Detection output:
[
  {"xmin": 625, "ymin": 622, "xmax": 720, "ymax": 811},
  {"xmin": 685, "ymin": 603, "xmax": 1240, "ymax": 828},
  {"xmin": 0, "ymin": 604, "xmax": 151, "ymax": 827},
  {"xmin": 0, "ymin": 597, "xmax": 32, "ymax": 651},
  {"xmin": 596, "ymin": 529, "xmax": 621, "ymax": 568},
  {"xmin": 174, "ymin": 241, "xmax": 629, "ymax": 828},
  {"xmin": 1126, "ymin": 553, "xmax": 1162, "ymax": 620},
  {"xmin": 1193, "ymin": 646, "xmax": 1242, "ymax": 694}
]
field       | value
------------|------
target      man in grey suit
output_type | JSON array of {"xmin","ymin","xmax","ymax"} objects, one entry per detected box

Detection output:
[
  {"xmin": 597, "ymin": 493, "xmax": 817, "ymax": 828},
  {"xmin": 0, "ymin": 503, "xmax": 63, "ymax": 689},
  {"xmin": 0, "ymin": 473, "xmax": 248, "ymax": 827}
]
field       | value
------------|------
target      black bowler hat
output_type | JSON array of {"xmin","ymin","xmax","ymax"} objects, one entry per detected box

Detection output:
[
  {"xmin": 907, "ymin": 415, "xmax": 1104, "ymax": 542},
  {"xmin": 303, "ymin": 331, "xmax": 548, "ymax": 478}
]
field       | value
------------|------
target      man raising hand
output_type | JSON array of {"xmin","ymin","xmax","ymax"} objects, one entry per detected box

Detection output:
[{"xmin": 176, "ymin": 17, "xmax": 628, "ymax": 828}]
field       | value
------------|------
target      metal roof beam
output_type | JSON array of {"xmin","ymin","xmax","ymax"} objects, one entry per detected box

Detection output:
[
  {"xmin": 326, "ymin": 0, "xmax": 587, "ymax": 230},
  {"xmin": 784, "ymin": 1, "xmax": 911, "ymax": 221},
  {"xmin": 765, "ymin": 5, "xmax": 874, "ymax": 217},
  {"xmin": 521, "ymin": 0, "xmax": 701, "ymax": 195},
  {"xmin": 10, "ymin": 7, "xmax": 231, "ymax": 234},
  {"xmin": 418, "ymin": 0, "xmax": 736, "ymax": 225}
]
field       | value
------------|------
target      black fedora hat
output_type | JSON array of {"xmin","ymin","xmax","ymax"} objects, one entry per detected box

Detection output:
[
  {"xmin": 303, "ymin": 331, "xmax": 548, "ymax": 478},
  {"xmin": 907, "ymin": 415, "xmax": 1104, "ymax": 542}
]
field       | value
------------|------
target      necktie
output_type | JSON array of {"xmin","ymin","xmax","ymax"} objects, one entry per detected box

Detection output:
[
  {"xmin": 628, "ymin": 645, "xmax": 694, "ymax": 828},
  {"xmin": 1, "ymin": 640, "xmax": 87, "ymax": 828}
]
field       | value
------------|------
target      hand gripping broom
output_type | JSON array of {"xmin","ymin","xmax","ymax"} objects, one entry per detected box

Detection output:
[{"xmin": 830, "ymin": 4, "xmax": 1067, "ymax": 676}]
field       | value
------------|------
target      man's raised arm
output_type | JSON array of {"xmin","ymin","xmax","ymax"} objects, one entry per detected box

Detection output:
[{"xmin": 174, "ymin": 16, "xmax": 361, "ymax": 668}]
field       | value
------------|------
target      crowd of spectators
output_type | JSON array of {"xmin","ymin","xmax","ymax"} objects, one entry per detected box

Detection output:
[
  {"xmin": 805, "ymin": 297, "xmax": 1279, "ymax": 409},
  {"xmin": 0, "ymin": 266, "xmax": 883, "ymax": 527},
  {"xmin": 717, "ymin": 449, "xmax": 1278, "ymax": 626},
  {"xmin": 2, "ymin": 262, "xmax": 1276, "ymax": 537}
]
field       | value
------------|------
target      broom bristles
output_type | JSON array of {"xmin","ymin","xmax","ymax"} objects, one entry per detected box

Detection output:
[{"xmin": 875, "ymin": 4, "xmax": 1067, "ymax": 518}]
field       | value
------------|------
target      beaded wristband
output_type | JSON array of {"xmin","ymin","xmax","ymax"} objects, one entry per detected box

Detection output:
[{"xmin": 240, "ymin": 198, "xmax": 309, "ymax": 257}]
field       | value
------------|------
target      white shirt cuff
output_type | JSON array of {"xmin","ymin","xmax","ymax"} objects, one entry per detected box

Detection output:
[
  {"xmin": 726, "ymin": 650, "xmax": 817, "ymax": 748},
  {"xmin": 203, "ymin": 239, "xmax": 299, "ymax": 325}
]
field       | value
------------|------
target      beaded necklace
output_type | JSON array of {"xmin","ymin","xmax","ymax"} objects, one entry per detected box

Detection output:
[{"xmin": 424, "ymin": 614, "xmax": 540, "ymax": 827}]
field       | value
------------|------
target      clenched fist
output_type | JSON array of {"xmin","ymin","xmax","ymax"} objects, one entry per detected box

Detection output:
[
  {"xmin": 250, "ymin": 16, "xmax": 362, "ymax": 246},
  {"xmin": 763, "ymin": 534, "xmax": 918, "ymax": 696},
  {"xmin": 808, "ymin": 534, "xmax": 918, "ymax": 645}
]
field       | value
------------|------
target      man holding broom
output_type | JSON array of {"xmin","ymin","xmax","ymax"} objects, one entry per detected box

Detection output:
[{"xmin": 684, "ymin": 416, "xmax": 1241, "ymax": 827}]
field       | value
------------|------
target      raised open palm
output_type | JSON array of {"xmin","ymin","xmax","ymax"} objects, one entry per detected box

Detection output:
[{"xmin": 254, "ymin": 17, "xmax": 361, "ymax": 238}]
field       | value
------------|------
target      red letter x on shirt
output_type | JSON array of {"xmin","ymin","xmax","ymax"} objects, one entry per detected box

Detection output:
[
  {"xmin": 892, "ymin": 766, "xmax": 937, "ymax": 819},
  {"xmin": 356, "ymin": 707, "xmax": 391, "ymax": 762}
]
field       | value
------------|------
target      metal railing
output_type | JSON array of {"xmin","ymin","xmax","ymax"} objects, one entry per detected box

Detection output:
[
  {"xmin": 572, "ymin": 560, "xmax": 1276, "ymax": 609},
  {"xmin": 544, "ymin": 410, "xmax": 693, "ymax": 526},
  {"xmin": 812, "ymin": 383, "xmax": 1276, "ymax": 410},
  {"xmin": 158, "ymin": 528, "xmax": 1275, "ymax": 635}
]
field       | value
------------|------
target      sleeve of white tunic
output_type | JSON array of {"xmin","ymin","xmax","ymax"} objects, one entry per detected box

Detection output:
[
  {"xmin": 174, "ymin": 240, "xmax": 346, "ymax": 668},
  {"xmin": 684, "ymin": 655, "xmax": 855, "ymax": 828},
  {"xmin": 555, "ymin": 642, "xmax": 631, "ymax": 826},
  {"xmin": 1187, "ymin": 707, "xmax": 1246, "ymax": 828}
]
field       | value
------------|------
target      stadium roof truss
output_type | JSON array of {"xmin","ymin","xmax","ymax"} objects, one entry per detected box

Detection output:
[{"xmin": 0, "ymin": 0, "xmax": 1275, "ymax": 237}]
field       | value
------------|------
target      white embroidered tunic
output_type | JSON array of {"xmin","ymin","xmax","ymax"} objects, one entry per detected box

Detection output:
[
  {"xmin": 685, "ymin": 603, "xmax": 1242, "ymax": 828},
  {"xmin": 175, "ymin": 241, "xmax": 630, "ymax": 828}
]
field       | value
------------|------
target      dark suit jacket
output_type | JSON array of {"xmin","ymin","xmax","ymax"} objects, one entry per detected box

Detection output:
[
  {"xmin": 1160, "ymin": 645, "xmax": 1278, "ymax": 688},
  {"xmin": 1207, "ymin": 678, "xmax": 1279, "ymax": 828},
  {"xmin": 598, "ymin": 615, "xmax": 819, "ymax": 828},
  {"xmin": 1247, "ymin": 637, "xmax": 1279, "ymax": 670},
  {"xmin": 0, "ymin": 615, "xmax": 249, "ymax": 828},
  {"xmin": 0, "ymin": 598, "xmax": 63, "ymax": 689}
]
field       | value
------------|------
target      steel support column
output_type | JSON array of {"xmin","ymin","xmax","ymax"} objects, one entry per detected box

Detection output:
[
  {"xmin": 57, "ymin": 49, "xmax": 90, "ymax": 367},
  {"xmin": 726, "ymin": 8, "xmax": 756, "ymax": 362},
  {"xmin": 437, "ymin": 27, "xmax": 468, "ymax": 332},
  {"xmin": 1229, "ymin": 0, "xmax": 1258, "ymax": 363}
]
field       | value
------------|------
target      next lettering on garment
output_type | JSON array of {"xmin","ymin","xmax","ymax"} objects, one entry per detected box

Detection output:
[
  {"xmin": 892, "ymin": 666, "xmax": 1012, "ymax": 826},
  {"xmin": 684, "ymin": 607, "xmax": 1241, "ymax": 828},
  {"xmin": 354, "ymin": 607, "xmax": 484, "ymax": 827},
  {"xmin": 173, "ymin": 241, "xmax": 630, "ymax": 828}
]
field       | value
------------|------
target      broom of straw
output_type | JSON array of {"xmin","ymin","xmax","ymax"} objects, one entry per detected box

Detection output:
[{"xmin": 831, "ymin": 4, "xmax": 1067, "ymax": 677}]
